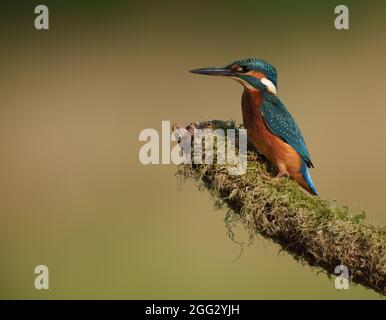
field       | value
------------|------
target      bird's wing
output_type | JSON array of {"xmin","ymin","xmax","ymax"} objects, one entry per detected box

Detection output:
[{"xmin": 260, "ymin": 97, "xmax": 314, "ymax": 168}]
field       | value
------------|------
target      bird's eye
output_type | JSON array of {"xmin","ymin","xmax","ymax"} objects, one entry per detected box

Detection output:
[{"xmin": 240, "ymin": 66, "xmax": 249, "ymax": 72}]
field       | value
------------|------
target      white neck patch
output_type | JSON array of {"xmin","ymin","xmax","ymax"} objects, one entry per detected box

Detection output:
[{"xmin": 261, "ymin": 77, "xmax": 277, "ymax": 95}]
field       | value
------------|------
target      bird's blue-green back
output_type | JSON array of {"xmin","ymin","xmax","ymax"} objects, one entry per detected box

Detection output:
[{"xmin": 261, "ymin": 96, "xmax": 314, "ymax": 168}]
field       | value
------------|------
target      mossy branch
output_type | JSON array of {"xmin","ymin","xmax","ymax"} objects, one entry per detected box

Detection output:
[{"xmin": 174, "ymin": 120, "xmax": 386, "ymax": 296}]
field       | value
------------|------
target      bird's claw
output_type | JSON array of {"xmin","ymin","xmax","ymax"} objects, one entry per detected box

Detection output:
[
  {"xmin": 261, "ymin": 172, "xmax": 289, "ymax": 181},
  {"xmin": 261, "ymin": 173, "xmax": 274, "ymax": 180},
  {"xmin": 274, "ymin": 172, "xmax": 289, "ymax": 180}
]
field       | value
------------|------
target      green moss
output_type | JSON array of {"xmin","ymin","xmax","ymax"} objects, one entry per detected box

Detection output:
[{"xmin": 176, "ymin": 120, "xmax": 386, "ymax": 296}]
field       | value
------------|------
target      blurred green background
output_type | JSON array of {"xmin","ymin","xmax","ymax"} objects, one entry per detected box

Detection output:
[{"xmin": 0, "ymin": 0, "xmax": 385, "ymax": 299}]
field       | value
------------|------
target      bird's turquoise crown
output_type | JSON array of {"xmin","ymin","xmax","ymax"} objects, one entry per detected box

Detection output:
[{"xmin": 226, "ymin": 58, "xmax": 278, "ymax": 88}]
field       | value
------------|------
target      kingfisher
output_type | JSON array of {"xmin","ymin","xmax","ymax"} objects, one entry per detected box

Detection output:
[{"xmin": 190, "ymin": 58, "xmax": 318, "ymax": 195}]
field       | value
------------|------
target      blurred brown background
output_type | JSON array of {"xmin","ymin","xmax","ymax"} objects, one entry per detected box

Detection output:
[{"xmin": 0, "ymin": 0, "xmax": 385, "ymax": 299}]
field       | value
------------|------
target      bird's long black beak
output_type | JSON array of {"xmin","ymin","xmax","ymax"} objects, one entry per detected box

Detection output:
[{"xmin": 190, "ymin": 67, "xmax": 234, "ymax": 76}]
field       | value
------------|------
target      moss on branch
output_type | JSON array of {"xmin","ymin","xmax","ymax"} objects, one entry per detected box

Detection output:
[{"xmin": 175, "ymin": 120, "xmax": 386, "ymax": 296}]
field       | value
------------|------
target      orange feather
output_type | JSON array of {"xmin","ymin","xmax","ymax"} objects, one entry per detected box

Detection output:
[{"xmin": 241, "ymin": 89, "xmax": 313, "ymax": 194}]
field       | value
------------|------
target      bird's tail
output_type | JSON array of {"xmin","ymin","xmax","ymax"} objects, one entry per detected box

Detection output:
[{"xmin": 300, "ymin": 163, "xmax": 318, "ymax": 196}]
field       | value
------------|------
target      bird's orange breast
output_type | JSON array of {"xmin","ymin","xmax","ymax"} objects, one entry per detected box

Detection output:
[{"xmin": 241, "ymin": 89, "xmax": 303, "ymax": 177}]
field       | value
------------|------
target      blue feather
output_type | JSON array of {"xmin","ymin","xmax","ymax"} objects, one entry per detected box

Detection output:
[
  {"xmin": 300, "ymin": 163, "xmax": 318, "ymax": 195},
  {"xmin": 260, "ymin": 96, "xmax": 314, "ymax": 168}
]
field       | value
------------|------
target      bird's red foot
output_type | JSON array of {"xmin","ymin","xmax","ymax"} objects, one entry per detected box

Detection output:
[
  {"xmin": 261, "ymin": 171, "xmax": 289, "ymax": 181},
  {"xmin": 274, "ymin": 172, "xmax": 289, "ymax": 180},
  {"xmin": 261, "ymin": 173, "xmax": 274, "ymax": 180}
]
